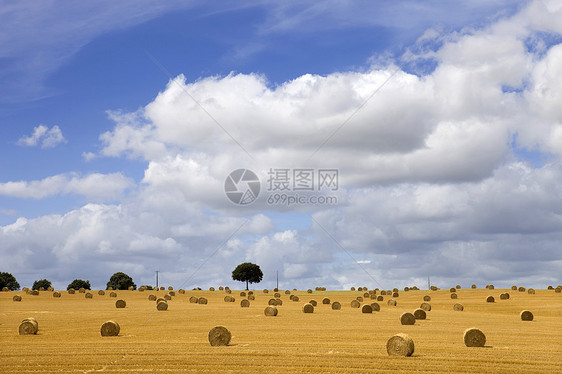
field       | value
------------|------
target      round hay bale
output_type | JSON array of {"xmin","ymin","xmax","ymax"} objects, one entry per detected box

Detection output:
[
  {"xmin": 511, "ymin": 285, "xmax": 517, "ymax": 290},
  {"xmin": 78, "ymin": 288, "xmax": 85, "ymax": 293},
  {"xmin": 164, "ymin": 294, "xmax": 172, "ymax": 301},
  {"xmin": 471, "ymin": 284, "xmax": 477, "ymax": 289},
  {"xmin": 351, "ymin": 287, "xmax": 356, "ymax": 291},
  {"xmin": 456, "ymin": 285, "xmax": 461, "ymax": 289},
  {"xmin": 547, "ymin": 285, "xmax": 553, "ymax": 290},
  {"xmin": 392, "ymin": 292, "xmax": 399, "ymax": 298},
  {"xmin": 423, "ymin": 295, "xmax": 431, "ymax": 302},
  {"xmin": 100, "ymin": 321, "xmax": 120, "ymax": 336},
  {"xmin": 420, "ymin": 302, "xmax": 431, "ymax": 311},
  {"xmin": 248, "ymin": 295, "xmax": 255, "ymax": 301},
  {"xmin": 387, "ymin": 299, "xmax": 397, "ymax": 306},
  {"xmin": 450, "ymin": 287, "xmax": 456, "ymax": 293},
  {"xmin": 264, "ymin": 306, "xmax": 278, "ymax": 316},
  {"xmin": 98, "ymin": 290, "xmax": 105, "ymax": 295},
  {"xmin": 85, "ymin": 292, "xmax": 93, "ymax": 299},
  {"xmin": 518, "ymin": 286, "xmax": 526, "ymax": 292},
  {"xmin": 381, "ymin": 290, "xmax": 387, "ymax": 295},
  {"xmin": 453, "ymin": 303, "xmax": 464, "ymax": 311},
  {"xmin": 109, "ymin": 292, "xmax": 117, "ymax": 298},
  {"xmin": 292, "ymin": 296, "xmax": 299, "ymax": 302},
  {"xmin": 363, "ymin": 292, "xmax": 370, "ymax": 298},
  {"xmin": 499, "ymin": 293, "xmax": 509, "ymax": 300},
  {"xmin": 2, "ymin": 287, "xmax": 8, "ymax": 292},
  {"xmin": 19, "ymin": 319, "xmax": 38, "ymax": 335},
  {"xmin": 13, "ymin": 295, "xmax": 22, "ymax": 302},
  {"xmin": 191, "ymin": 296, "xmax": 199, "ymax": 303},
  {"xmin": 285, "ymin": 290, "xmax": 290, "ymax": 295},
  {"xmin": 527, "ymin": 288, "xmax": 535, "ymax": 294},
  {"xmin": 400, "ymin": 312, "xmax": 416, "ymax": 325},
  {"xmin": 302, "ymin": 303, "xmax": 314, "ymax": 313},
  {"xmin": 169, "ymin": 291, "xmax": 175, "ymax": 296},
  {"xmin": 47, "ymin": 286, "xmax": 54, "ymax": 291},
  {"xmin": 361, "ymin": 304, "xmax": 373, "ymax": 313},
  {"xmin": 198, "ymin": 297, "xmax": 208, "ymax": 304},
  {"xmin": 386, "ymin": 333, "xmax": 414, "ymax": 357},
  {"xmin": 156, "ymin": 301, "xmax": 168, "ymax": 311},
  {"xmin": 218, "ymin": 286, "xmax": 224, "ymax": 291},
  {"xmin": 370, "ymin": 294, "xmax": 377, "ymax": 300},
  {"xmin": 556, "ymin": 286, "xmax": 562, "ymax": 293},
  {"xmin": 371, "ymin": 302, "xmax": 380, "ymax": 311},
  {"xmin": 263, "ymin": 289, "xmax": 269, "ymax": 293},
  {"xmin": 275, "ymin": 298, "xmax": 283, "ymax": 306},
  {"xmin": 268, "ymin": 298, "xmax": 277, "ymax": 305},
  {"xmin": 107, "ymin": 287, "xmax": 113, "ymax": 291},
  {"xmin": 377, "ymin": 296, "xmax": 383, "ymax": 301},
  {"xmin": 488, "ymin": 285, "xmax": 494, "ymax": 290},
  {"xmin": 115, "ymin": 299, "xmax": 126, "ymax": 308},
  {"xmin": 248, "ymin": 291, "xmax": 254, "ymax": 295},
  {"xmin": 357, "ymin": 296, "xmax": 364, "ymax": 302},
  {"xmin": 350, "ymin": 300, "xmax": 360, "ymax": 308},
  {"xmin": 404, "ymin": 287, "xmax": 409, "ymax": 292},
  {"xmin": 309, "ymin": 299, "xmax": 317, "ymax": 307},
  {"xmin": 168, "ymin": 286, "xmax": 173, "ymax": 290},
  {"xmin": 68, "ymin": 289, "xmax": 75, "ymax": 294},
  {"xmin": 393, "ymin": 288, "xmax": 399, "ymax": 293},
  {"xmin": 520, "ymin": 310, "xmax": 533, "ymax": 321},
  {"xmin": 156, "ymin": 297, "xmax": 166, "ymax": 304},
  {"xmin": 31, "ymin": 290, "xmax": 39, "ymax": 296},
  {"xmin": 240, "ymin": 291, "xmax": 246, "ymax": 297},
  {"xmin": 148, "ymin": 294, "xmax": 156, "ymax": 301},
  {"xmin": 53, "ymin": 292, "xmax": 61, "ymax": 298},
  {"xmin": 307, "ymin": 289, "xmax": 312, "ymax": 293},
  {"xmin": 413, "ymin": 308, "xmax": 426, "ymax": 319},
  {"xmin": 357, "ymin": 287, "xmax": 363, "ymax": 291},
  {"xmin": 274, "ymin": 292, "xmax": 281, "ymax": 298},
  {"xmin": 322, "ymin": 297, "xmax": 330, "ymax": 305},
  {"xmin": 240, "ymin": 299, "xmax": 250, "ymax": 308},
  {"xmin": 331, "ymin": 301, "xmax": 342, "ymax": 310},
  {"xmin": 209, "ymin": 287, "xmax": 215, "ymax": 291},
  {"xmin": 463, "ymin": 328, "xmax": 486, "ymax": 347},
  {"xmin": 451, "ymin": 293, "xmax": 458, "ymax": 299},
  {"xmin": 486, "ymin": 296, "xmax": 495, "ymax": 303},
  {"xmin": 39, "ymin": 287, "xmax": 45, "ymax": 291},
  {"xmin": 208, "ymin": 326, "xmax": 231, "ymax": 346},
  {"xmin": 225, "ymin": 289, "xmax": 232, "ymax": 294}
]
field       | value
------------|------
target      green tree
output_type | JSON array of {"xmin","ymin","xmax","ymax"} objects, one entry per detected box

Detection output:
[
  {"xmin": 140, "ymin": 285, "xmax": 153, "ymax": 290},
  {"xmin": 67, "ymin": 279, "xmax": 91, "ymax": 290},
  {"xmin": 106, "ymin": 272, "xmax": 136, "ymax": 290},
  {"xmin": 32, "ymin": 279, "xmax": 52, "ymax": 290},
  {"xmin": 232, "ymin": 262, "xmax": 263, "ymax": 290},
  {"xmin": 0, "ymin": 272, "xmax": 20, "ymax": 291}
]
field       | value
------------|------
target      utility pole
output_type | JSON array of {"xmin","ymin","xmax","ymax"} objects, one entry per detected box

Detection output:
[{"xmin": 156, "ymin": 271, "xmax": 159, "ymax": 289}]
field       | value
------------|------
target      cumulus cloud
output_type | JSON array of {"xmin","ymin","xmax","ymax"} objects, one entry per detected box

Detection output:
[
  {"xmin": 2, "ymin": 0, "xmax": 562, "ymax": 290},
  {"xmin": 17, "ymin": 124, "xmax": 67, "ymax": 148},
  {"xmin": 0, "ymin": 172, "xmax": 133, "ymax": 201}
]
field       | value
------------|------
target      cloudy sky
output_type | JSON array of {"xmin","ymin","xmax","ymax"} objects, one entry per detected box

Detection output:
[{"xmin": 1, "ymin": 0, "xmax": 561, "ymax": 291}]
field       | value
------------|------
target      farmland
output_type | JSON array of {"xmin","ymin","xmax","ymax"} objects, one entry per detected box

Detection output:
[{"xmin": 1, "ymin": 287, "xmax": 561, "ymax": 373}]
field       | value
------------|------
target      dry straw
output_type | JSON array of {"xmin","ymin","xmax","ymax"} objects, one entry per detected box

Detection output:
[
  {"xmin": 449, "ymin": 287, "xmax": 456, "ymax": 293},
  {"xmin": 420, "ymin": 302, "xmax": 431, "ymax": 311},
  {"xmin": 240, "ymin": 299, "xmax": 250, "ymax": 308},
  {"xmin": 350, "ymin": 300, "xmax": 360, "ymax": 308},
  {"xmin": 322, "ymin": 297, "xmax": 330, "ymax": 305},
  {"xmin": 307, "ymin": 289, "xmax": 313, "ymax": 293},
  {"xmin": 19, "ymin": 318, "xmax": 38, "ymax": 335},
  {"xmin": 451, "ymin": 293, "xmax": 458, "ymax": 299},
  {"xmin": 361, "ymin": 304, "xmax": 373, "ymax": 313},
  {"xmin": 499, "ymin": 293, "xmax": 509, "ymax": 300},
  {"xmin": 518, "ymin": 286, "xmax": 525, "ymax": 292},
  {"xmin": 209, "ymin": 287, "xmax": 215, "ymax": 291},
  {"xmin": 79, "ymin": 288, "xmax": 85, "ymax": 293},
  {"xmin": 463, "ymin": 328, "xmax": 486, "ymax": 347},
  {"xmin": 115, "ymin": 299, "xmax": 126, "ymax": 308},
  {"xmin": 388, "ymin": 299, "xmax": 397, "ymax": 306},
  {"xmin": 208, "ymin": 326, "xmax": 231, "ymax": 346},
  {"xmin": 423, "ymin": 295, "xmax": 431, "ymax": 302},
  {"xmin": 486, "ymin": 296, "xmax": 495, "ymax": 303},
  {"xmin": 198, "ymin": 297, "xmax": 208, "ymax": 304},
  {"xmin": 331, "ymin": 301, "xmax": 341, "ymax": 310},
  {"xmin": 292, "ymin": 296, "xmax": 300, "ymax": 302},
  {"xmin": 100, "ymin": 321, "xmax": 120, "ymax": 336},
  {"xmin": 356, "ymin": 296, "xmax": 363, "ymax": 302},
  {"xmin": 377, "ymin": 296, "xmax": 384, "ymax": 301},
  {"xmin": 98, "ymin": 290, "xmax": 105, "ymax": 295},
  {"xmin": 13, "ymin": 295, "xmax": 22, "ymax": 302},
  {"xmin": 309, "ymin": 299, "xmax": 318, "ymax": 307},
  {"xmin": 413, "ymin": 308, "xmax": 426, "ymax": 319},
  {"xmin": 527, "ymin": 288, "xmax": 535, "ymax": 294},
  {"xmin": 148, "ymin": 294, "xmax": 156, "ymax": 301},
  {"xmin": 386, "ymin": 333, "xmax": 414, "ymax": 357},
  {"xmin": 53, "ymin": 292, "xmax": 61, "ymax": 298},
  {"xmin": 400, "ymin": 312, "xmax": 416, "ymax": 325},
  {"xmin": 85, "ymin": 292, "xmax": 93, "ymax": 299},
  {"xmin": 68, "ymin": 289, "xmax": 75, "ymax": 294},
  {"xmin": 264, "ymin": 306, "xmax": 278, "ymax": 316},
  {"xmin": 520, "ymin": 310, "xmax": 533, "ymax": 321},
  {"xmin": 511, "ymin": 285, "xmax": 517, "ymax": 290},
  {"xmin": 268, "ymin": 298, "xmax": 277, "ymax": 305},
  {"xmin": 248, "ymin": 295, "xmax": 255, "ymax": 301},
  {"xmin": 285, "ymin": 290, "xmax": 291, "ymax": 294},
  {"xmin": 274, "ymin": 292, "xmax": 281, "ymax": 298},
  {"xmin": 302, "ymin": 303, "xmax": 314, "ymax": 313},
  {"xmin": 157, "ymin": 301, "xmax": 168, "ymax": 311},
  {"xmin": 453, "ymin": 303, "xmax": 464, "ymax": 311},
  {"xmin": 164, "ymin": 294, "xmax": 172, "ymax": 300},
  {"xmin": 109, "ymin": 292, "xmax": 117, "ymax": 298},
  {"xmin": 393, "ymin": 292, "xmax": 399, "ymax": 297},
  {"xmin": 191, "ymin": 296, "xmax": 199, "ymax": 303},
  {"xmin": 371, "ymin": 302, "xmax": 380, "ymax": 312},
  {"xmin": 240, "ymin": 291, "xmax": 246, "ymax": 297},
  {"xmin": 471, "ymin": 284, "xmax": 477, "ymax": 289}
]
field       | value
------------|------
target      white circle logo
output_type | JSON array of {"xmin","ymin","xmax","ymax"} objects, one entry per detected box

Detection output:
[{"xmin": 224, "ymin": 169, "xmax": 260, "ymax": 205}]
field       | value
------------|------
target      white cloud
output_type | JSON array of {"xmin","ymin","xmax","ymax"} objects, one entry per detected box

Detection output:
[
  {"xmin": 0, "ymin": 172, "xmax": 133, "ymax": 201},
  {"xmin": 17, "ymin": 125, "xmax": 66, "ymax": 148}
]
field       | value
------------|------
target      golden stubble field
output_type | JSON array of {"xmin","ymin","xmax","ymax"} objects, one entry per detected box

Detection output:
[{"xmin": 1, "ymin": 287, "xmax": 561, "ymax": 373}]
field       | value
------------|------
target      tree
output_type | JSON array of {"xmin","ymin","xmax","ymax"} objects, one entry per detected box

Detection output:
[
  {"xmin": 67, "ymin": 279, "xmax": 91, "ymax": 290},
  {"xmin": 232, "ymin": 262, "xmax": 263, "ymax": 290},
  {"xmin": 0, "ymin": 272, "xmax": 20, "ymax": 291},
  {"xmin": 32, "ymin": 279, "xmax": 52, "ymax": 290},
  {"xmin": 106, "ymin": 272, "xmax": 136, "ymax": 290}
]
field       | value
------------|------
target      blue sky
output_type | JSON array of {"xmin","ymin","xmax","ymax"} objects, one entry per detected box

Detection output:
[{"xmin": 2, "ymin": 0, "xmax": 562, "ymax": 290}]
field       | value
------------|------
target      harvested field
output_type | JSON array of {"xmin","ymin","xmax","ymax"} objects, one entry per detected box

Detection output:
[{"xmin": 0, "ymin": 287, "xmax": 561, "ymax": 373}]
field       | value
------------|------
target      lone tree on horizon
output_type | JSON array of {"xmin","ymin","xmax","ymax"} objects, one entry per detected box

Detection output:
[
  {"xmin": 106, "ymin": 272, "xmax": 136, "ymax": 290},
  {"xmin": 0, "ymin": 272, "xmax": 20, "ymax": 291},
  {"xmin": 232, "ymin": 262, "xmax": 263, "ymax": 290}
]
